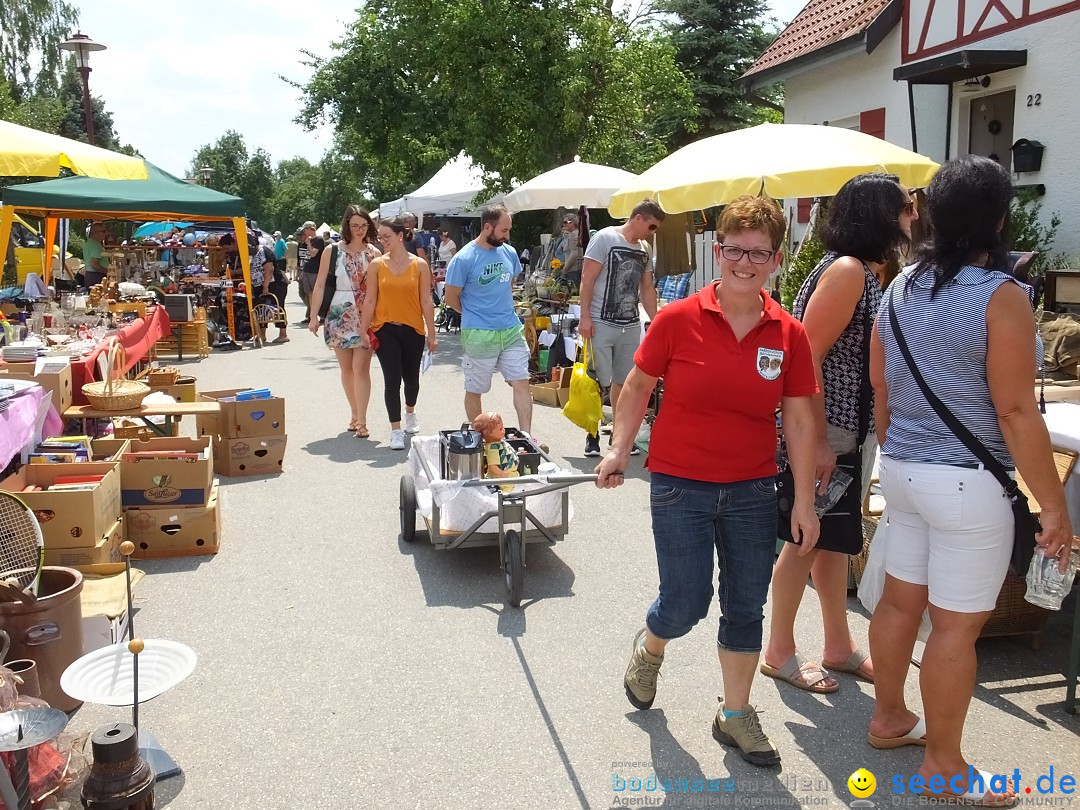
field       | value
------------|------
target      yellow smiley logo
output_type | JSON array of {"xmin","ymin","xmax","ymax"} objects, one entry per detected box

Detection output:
[{"xmin": 848, "ymin": 768, "xmax": 876, "ymax": 798}]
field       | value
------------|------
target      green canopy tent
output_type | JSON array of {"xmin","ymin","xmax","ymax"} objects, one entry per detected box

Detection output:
[{"xmin": 0, "ymin": 163, "xmax": 255, "ymax": 338}]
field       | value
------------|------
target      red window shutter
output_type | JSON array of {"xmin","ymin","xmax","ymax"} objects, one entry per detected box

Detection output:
[
  {"xmin": 797, "ymin": 197, "xmax": 812, "ymax": 224},
  {"xmin": 860, "ymin": 108, "xmax": 886, "ymax": 139}
]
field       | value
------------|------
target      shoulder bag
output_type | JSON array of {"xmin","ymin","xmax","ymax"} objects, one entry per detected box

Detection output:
[
  {"xmin": 776, "ymin": 259, "xmax": 871, "ymax": 551},
  {"xmin": 317, "ymin": 244, "xmax": 340, "ymax": 320},
  {"xmin": 886, "ymin": 294, "xmax": 1039, "ymax": 575}
]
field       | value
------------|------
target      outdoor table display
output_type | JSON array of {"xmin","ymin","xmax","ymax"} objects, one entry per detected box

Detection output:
[
  {"xmin": 0, "ymin": 382, "xmax": 64, "ymax": 469},
  {"xmin": 71, "ymin": 306, "xmax": 172, "ymax": 405}
]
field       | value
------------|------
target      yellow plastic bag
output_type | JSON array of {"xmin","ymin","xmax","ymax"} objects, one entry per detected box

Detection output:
[{"xmin": 562, "ymin": 340, "xmax": 603, "ymax": 434}]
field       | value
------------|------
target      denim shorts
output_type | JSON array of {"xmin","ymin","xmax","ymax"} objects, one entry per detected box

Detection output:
[{"xmin": 645, "ymin": 475, "xmax": 778, "ymax": 653}]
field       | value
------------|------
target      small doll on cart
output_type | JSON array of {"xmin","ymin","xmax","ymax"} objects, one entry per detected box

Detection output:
[{"xmin": 471, "ymin": 412, "xmax": 520, "ymax": 490}]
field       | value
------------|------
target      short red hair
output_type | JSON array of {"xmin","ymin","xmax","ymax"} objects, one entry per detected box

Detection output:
[{"xmin": 717, "ymin": 196, "xmax": 786, "ymax": 251}]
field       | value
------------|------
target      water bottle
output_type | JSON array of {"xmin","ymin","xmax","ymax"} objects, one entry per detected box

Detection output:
[{"xmin": 1024, "ymin": 546, "xmax": 1078, "ymax": 611}]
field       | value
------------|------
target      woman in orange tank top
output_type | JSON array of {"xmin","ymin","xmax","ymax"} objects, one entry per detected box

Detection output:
[{"xmin": 359, "ymin": 216, "xmax": 438, "ymax": 450}]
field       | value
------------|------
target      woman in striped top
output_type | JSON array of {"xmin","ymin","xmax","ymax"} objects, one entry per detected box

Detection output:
[{"xmin": 867, "ymin": 155, "xmax": 1072, "ymax": 805}]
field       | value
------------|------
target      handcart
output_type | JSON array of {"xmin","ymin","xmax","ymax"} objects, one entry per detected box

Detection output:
[{"xmin": 401, "ymin": 435, "xmax": 596, "ymax": 607}]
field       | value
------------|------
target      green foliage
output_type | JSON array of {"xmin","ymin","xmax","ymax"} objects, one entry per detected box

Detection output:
[
  {"xmin": 0, "ymin": 78, "xmax": 64, "ymax": 132},
  {"xmin": 1009, "ymin": 189, "xmax": 1061, "ymax": 275},
  {"xmin": 0, "ymin": 0, "xmax": 78, "ymax": 101},
  {"xmin": 297, "ymin": 0, "xmax": 695, "ymax": 202},
  {"xmin": 780, "ymin": 205, "xmax": 827, "ymax": 311},
  {"xmin": 55, "ymin": 58, "xmax": 120, "ymax": 148},
  {"xmin": 191, "ymin": 131, "xmax": 275, "ymax": 226},
  {"xmin": 651, "ymin": 0, "xmax": 781, "ymax": 145}
]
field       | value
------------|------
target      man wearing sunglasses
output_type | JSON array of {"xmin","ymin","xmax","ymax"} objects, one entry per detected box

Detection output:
[
  {"xmin": 553, "ymin": 213, "xmax": 583, "ymax": 288},
  {"xmin": 578, "ymin": 199, "xmax": 663, "ymax": 457}
]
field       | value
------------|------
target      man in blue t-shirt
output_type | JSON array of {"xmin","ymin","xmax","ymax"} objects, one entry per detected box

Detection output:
[{"xmin": 445, "ymin": 204, "xmax": 533, "ymax": 434}]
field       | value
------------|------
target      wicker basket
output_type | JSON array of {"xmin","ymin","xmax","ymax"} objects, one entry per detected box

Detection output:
[
  {"xmin": 82, "ymin": 342, "xmax": 150, "ymax": 411},
  {"xmin": 148, "ymin": 365, "xmax": 180, "ymax": 386}
]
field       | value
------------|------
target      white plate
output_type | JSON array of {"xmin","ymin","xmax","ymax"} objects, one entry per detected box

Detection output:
[
  {"xmin": 61, "ymin": 639, "xmax": 197, "ymax": 706},
  {"xmin": 0, "ymin": 379, "xmax": 38, "ymax": 397}
]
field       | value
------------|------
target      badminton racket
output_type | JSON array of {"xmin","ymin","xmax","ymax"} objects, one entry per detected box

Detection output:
[{"xmin": 0, "ymin": 491, "xmax": 45, "ymax": 596}]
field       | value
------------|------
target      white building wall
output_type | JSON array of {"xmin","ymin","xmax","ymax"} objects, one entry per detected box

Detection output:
[{"xmin": 776, "ymin": 16, "xmax": 1080, "ymax": 260}]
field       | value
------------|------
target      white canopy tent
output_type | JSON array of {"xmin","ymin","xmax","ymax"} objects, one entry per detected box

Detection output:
[
  {"xmin": 378, "ymin": 153, "xmax": 494, "ymax": 218},
  {"xmin": 503, "ymin": 157, "xmax": 637, "ymax": 212}
]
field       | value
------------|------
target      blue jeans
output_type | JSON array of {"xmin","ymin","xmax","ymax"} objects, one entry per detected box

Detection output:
[{"xmin": 645, "ymin": 476, "xmax": 777, "ymax": 653}]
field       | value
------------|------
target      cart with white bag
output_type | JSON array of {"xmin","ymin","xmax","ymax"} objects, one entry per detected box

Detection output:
[{"xmin": 401, "ymin": 434, "xmax": 595, "ymax": 607}]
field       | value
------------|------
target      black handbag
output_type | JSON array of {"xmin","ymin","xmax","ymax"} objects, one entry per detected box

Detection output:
[
  {"xmin": 886, "ymin": 295, "xmax": 1039, "ymax": 575},
  {"xmin": 317, "ymin": 244, "xmax": 339, "ymax": 320},
  {"xmin": 777, "ymin": 257, "xmax": 872, "ymax": 551}
]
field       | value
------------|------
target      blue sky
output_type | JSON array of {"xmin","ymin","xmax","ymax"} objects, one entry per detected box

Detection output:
[{"xmin": 73, "ymin": 0, "xmax": 806, "ymax": 180}]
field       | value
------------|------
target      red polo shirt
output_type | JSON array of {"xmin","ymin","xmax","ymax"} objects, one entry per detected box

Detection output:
[{"xmin": 635, "ymin": 282, "xmax": 818, "ymax": 484}]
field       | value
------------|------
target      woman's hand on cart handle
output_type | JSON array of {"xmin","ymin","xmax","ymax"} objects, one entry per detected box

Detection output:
[{"xmin": 595, "ymin": 450, "xmax": 627, "ymax": 489}]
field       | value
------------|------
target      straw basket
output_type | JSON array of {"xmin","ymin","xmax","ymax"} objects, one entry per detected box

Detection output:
[{"xmin": 82, "ymin": 342, "xmax": 150, "ymax": 410}]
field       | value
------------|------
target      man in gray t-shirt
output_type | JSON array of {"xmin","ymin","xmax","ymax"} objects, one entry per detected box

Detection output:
[{"xmin": 578, "ymin": 199, "xmax": 662, "ymax": 456}]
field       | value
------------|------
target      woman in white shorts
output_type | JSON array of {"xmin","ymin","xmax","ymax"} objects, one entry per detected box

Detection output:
[{"xmin": 867, "ymin": 155, "xmax": 1072, "ymax": 806}]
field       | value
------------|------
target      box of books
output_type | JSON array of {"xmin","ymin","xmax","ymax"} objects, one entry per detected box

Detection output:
[
  {"xmin": 0, "ymin": 461, "xmax": 121, "ymax": 549},
  {"xmin": 118, "ymin": 436, "xmax": 213, "ymax": 507},
  {"xmin": 196, "ymin": 388, "xmax": 285, "ymax": 439}
]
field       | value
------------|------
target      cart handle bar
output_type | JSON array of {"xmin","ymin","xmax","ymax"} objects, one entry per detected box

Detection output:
[{"xmin": 458, "ymin": 473, "xmax": 598, "ymax": 488}]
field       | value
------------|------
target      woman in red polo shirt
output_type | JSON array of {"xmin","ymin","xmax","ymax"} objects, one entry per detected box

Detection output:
[{"xmin": 596, "ymin": 196, "xmax": 820, "ymax": 767}]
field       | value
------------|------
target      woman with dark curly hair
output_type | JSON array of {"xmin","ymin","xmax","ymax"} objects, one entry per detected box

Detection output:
[
  {"xmin": 867, "ymin": 155, "xmax": 1071, "ymax": 805},
  {"xmin": 309, "ymin": 205, "xmax": 382, "ymax": 437},
  {"xmin": 762, "ymin": 173, "xmax": 918, "ymax": 694}
]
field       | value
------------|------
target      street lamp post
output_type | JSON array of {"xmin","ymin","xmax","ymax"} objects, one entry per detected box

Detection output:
[
  {"xmin": 59, "ymin": 32, "xmax": 106, "ymax": 146},
  {"xmin": 200, "ymin": 165, "xmax": 214, "ymax": 185}
]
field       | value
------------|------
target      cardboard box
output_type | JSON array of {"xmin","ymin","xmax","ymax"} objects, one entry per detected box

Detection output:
[
  {"xmin": 149, "ymin": 381, "xmax": 197, "ymax": 403},
  {"xmin": 112, "ymin": 418, "xmax": 179, "ymax": 440},
  {"xmin": 0, "ymin": 362, "xmax": 73, "ymax": 414},
  {"xmin": 43, "ymin": 517, "xmax": 124, "ymax": 568},
  {"xmin": 118, "ymin": 436, "xmax": 212, "ymax": 505},
  {"xmin": 127, "ymin": 489, "xmax": 220, "ymax": 559},
  {"xmin": 212, "ymin": 434, "xmax": 287, "ymax": 477},
  {"xmin": 91, "ymin": 438, "xmax": 130, "ymax": 462},
  {"xmin": 118, "ymin": 436, "xmax": 214, "ymax": 507},
  {"xmin": 196, "ymin": 388, "xmax": 285, "ymax": 439},
  {"xmin": 530, "ymin": 381, "xmax": 570, "ymax": 408},
  {"xmin": 0, "ymin": 462, "xmax": 121, "ymax": 548}
]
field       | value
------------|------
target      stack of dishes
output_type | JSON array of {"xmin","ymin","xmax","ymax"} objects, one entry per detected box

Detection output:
[{"xmin": 1, "ymin": 342, "xmax": 41, "ymax": 362}]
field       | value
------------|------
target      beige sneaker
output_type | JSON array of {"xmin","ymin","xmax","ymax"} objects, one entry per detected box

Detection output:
[
  {"xmin": 623, "ymin": 628, "xmax": 663, "ymax": 710},
  {"xmin": 712, "ymin": 699, "xmax": 780, "ymax": 766}
]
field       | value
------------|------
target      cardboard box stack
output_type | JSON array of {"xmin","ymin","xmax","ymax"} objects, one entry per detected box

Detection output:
[
  {"xmin": 0, "ymin": 458, "xmax": 124, "ymax": 573},
  {"xmin": 195, "ymin": 388, "xmax": 287, "ymax": 477},
  {"xmin": 530, "ymin": 366, "xmax": 571, "ymax": 408},
  {"xmin": 117, "ymin": 436, "xmax": 221, "ymax": 559}
]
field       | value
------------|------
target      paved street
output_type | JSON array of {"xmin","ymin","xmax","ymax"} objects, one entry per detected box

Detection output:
[{"xmin": 62, "ymin": 291, "xmax": 1079, "ymax": 809}]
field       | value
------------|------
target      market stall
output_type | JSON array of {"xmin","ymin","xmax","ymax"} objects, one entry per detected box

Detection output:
[{"xmin": 0, "ymin": 163, "xmax": 255, "ymax": 339}]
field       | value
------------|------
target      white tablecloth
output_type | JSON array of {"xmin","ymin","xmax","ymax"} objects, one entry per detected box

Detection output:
[{"xmin": 1043, "ymin": 402, "xmax": 1080, "ymax": 527}]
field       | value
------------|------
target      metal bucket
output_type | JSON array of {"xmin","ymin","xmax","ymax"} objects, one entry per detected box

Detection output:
[{"xmin": 0, "ymin": 567, "xmax": 85, "ymax": 711}]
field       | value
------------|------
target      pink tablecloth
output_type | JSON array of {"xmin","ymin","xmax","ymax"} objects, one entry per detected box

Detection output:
[
  {"xmin": 71, "ymin": 306, "xmax": 172, "ymax": 405},
  {"xmin": 0, "ymin": 385, "xmax": 63, "ymax": 469}
]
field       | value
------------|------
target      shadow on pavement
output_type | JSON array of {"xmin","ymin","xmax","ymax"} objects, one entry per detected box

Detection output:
[{"xmin": 399, "ymin": 531, "xmax": 576, "ymax": 611}]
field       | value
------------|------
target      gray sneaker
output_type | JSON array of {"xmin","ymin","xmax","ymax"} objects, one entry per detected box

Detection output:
[
  {"xmin": 712, "ymin": 699, "xmax": 780, "ymax": 766},
  {"xmin": 623, "ymin": 628, "xmax": 663, "ymax": 710}
]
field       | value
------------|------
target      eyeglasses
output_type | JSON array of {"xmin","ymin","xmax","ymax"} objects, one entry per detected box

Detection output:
[{"xmin": 718, "ymin": 244, "xmax": 777, "ymax": 264}]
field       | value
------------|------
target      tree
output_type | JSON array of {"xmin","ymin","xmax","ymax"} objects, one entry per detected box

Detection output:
[
  {"xmin": 55, "ymin": 58, "xmax": 119, "ymax": 148},
  {"xmin": 0, "ymin": 77, "xmax": 64, "ymax": 133},
  {"xmin": 297, "ymin": 0, "xmax": 694, "ymax": 202},
  {"xmin": 651, "ymin": 0, "xmax": 781, "ymax": 144},
  {"xmin": 0, "ymin": 0, "xmax": 78, "ymax": 101}
]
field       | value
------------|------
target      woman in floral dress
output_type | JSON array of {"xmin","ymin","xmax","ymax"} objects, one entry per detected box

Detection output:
[{"xmin": 309, "ymin": 205, "xmax": 381, "ymax": 437}]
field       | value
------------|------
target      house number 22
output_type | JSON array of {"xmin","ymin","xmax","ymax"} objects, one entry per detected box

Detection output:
[{"xmin": 1027, "ymin": 93, "xmax": 1042, "ymax": 106}]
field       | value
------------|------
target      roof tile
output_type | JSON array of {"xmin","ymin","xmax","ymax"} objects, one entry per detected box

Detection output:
[{"xmin": 744, "ymin": 0, "xmax": 891, "ymax": 78}]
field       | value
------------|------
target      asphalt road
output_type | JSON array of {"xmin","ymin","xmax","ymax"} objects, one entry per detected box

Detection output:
[{"xmin": 60, "ymin": 290, "xmax": 1079, "ymax": 809}]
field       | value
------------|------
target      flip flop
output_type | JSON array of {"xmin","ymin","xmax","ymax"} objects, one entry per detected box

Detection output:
[
  {"xmin": 867, "ymin": 715, "xmax": 927, "ymax": 749},
  {"xmin": 760, "ymin": 652, "xmax": 839, "ymax": 694},
  {"xmin": 936, "ymin": 769, "xmax": 1017, "ymax": 807},
  {"xmin": 354, "ymin": 424, "xmax": 370, "ymax": 439},
  {"xmin": 823, "ymin": 648, "xmax": 874, "ymax": 683}
]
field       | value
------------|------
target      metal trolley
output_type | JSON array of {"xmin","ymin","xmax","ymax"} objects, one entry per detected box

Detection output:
[{"xmin": 399, "ymin": 447, "xmax": 595, "ymax": 607}]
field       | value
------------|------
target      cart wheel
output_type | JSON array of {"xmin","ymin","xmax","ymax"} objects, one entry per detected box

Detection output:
[
  {"xmin": 399, "ymin": 475, "xmax": 417, "ymax": 543},
  {"xmin": 504, "ymin": 529, "xmax": 524, "ymax": 607}
]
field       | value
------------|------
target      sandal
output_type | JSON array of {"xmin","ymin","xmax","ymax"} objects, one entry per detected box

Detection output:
[
  {"xmin": 760, "ymin": 652, "xmax": 839, "ymax": 694},
  {"xmin": 822, "ymin": 648, "xmax": 874, "ymax": 683},
  {"xmin": 867, "ymin": 715, "xmax": 927, "ymax": 749},
  {"xmin": 272, "ymin": 334, "xmax": 290, "ymax": 344},
  {"xmin": 354, "ymin": 424, "xmax": 370, "ymax": 439}
]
